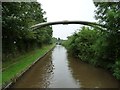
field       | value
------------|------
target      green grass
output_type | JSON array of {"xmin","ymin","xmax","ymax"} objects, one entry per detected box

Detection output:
[{"xmin": 2, "ymin": 44, "xmax": 55, "ymax": 87}]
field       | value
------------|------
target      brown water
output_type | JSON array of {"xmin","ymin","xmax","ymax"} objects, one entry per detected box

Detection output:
[{"xmin": 12, "ymin": 45, "xmax": 120, "ymax": 88}]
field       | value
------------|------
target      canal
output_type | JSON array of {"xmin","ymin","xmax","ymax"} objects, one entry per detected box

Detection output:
[{"xmin": 12, "ymin": 45, "xmax": 120, "ymax": 88}]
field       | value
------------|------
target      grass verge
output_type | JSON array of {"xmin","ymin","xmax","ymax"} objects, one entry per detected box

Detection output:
[{"xmin": 2, "ymin": 44, "xmax": 55, "ymax": 87}]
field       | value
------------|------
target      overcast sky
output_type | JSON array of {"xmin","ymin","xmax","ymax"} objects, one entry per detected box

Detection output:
[{"xmin": 37, "ymin": 0, "xmax": 97, "ymax": 40}]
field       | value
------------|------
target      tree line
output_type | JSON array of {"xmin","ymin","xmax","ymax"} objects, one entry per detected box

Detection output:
[
  {"xmin": 2, "ymin": 2, "xmax": 53, "ymax": 61},
  {"xmin": 63, "ymin": 2, "xmax": 120, "ymax": 80}
]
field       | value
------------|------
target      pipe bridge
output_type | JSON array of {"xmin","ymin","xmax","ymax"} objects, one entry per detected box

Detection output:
[{"xmin": 31, "ymin": 20, "xmax": 106, "ymax": 30}]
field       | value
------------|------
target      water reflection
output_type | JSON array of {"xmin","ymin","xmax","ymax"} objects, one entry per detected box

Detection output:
[
  {"xmin": 68, "ymin": 56, "xmax": 120, "ymax": 88},
  {"xmin": 12, "ymin": 45, "xmax": 120, "ymax": 88},
  {"xmin": 48, "ymin": 45, "xmax": 80, "ymax": 88},
  {"xmin": 12, "ymin": 51, "xmax": 54, "ymax": 88}
]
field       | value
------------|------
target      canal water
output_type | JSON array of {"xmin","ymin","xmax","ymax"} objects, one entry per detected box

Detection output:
[{"xmin": 12, "ymin": 45, "xmax": 120, "ymax": 88}]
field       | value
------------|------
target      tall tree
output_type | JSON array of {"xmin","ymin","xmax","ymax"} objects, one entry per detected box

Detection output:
[
  {"xmin": 2, "ymin": 2, "xmax": 53, "ymax": 61},
  {"xmin": 94, "ymin": 3, "xmax": 120, "ymax": 60},
  {"xmin": 94, "ymin": 2, "xmax": 120, "ymax": 79}
]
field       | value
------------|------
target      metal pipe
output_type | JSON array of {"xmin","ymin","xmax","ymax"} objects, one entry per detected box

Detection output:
[{"xmin": 31, "ymin": 20, "xmax": 106, "ymax": 29}]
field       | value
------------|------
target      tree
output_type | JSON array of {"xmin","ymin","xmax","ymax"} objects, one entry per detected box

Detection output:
[
  {"xmin": 94, "ymin": 2, "xmax": 120, "ymax": 79},
  {"xmin": 2, "ymin": 2, "xmax": 53, "ymax": 61}
]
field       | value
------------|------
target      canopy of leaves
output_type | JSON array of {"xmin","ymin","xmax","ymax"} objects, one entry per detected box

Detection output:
[{"xmin": 2, "ymin": 2, "xmax": 53, "ymax": 61}]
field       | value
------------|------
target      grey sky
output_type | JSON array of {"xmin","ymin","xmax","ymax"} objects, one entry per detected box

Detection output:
[{"xmin": 37, "ymin": 0, "xmax": 97, "ymax": 39}]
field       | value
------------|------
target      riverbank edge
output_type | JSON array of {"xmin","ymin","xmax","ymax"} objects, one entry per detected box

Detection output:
[
  {"xmin": 62, "ymin": 44, "xmax": 120, "ymax": 81},
  {"xmin": 2, "ymin": 44, "xmax": 56, "ymax": 90}
]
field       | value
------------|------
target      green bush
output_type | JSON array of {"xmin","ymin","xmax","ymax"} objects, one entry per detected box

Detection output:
[
  {"xmin": 64, "ymin": 26, "xmax": 120, "ymax": 80},
  {"xmin": 113, "ymin": 60, "xmax": 120, "ymax": 79}
]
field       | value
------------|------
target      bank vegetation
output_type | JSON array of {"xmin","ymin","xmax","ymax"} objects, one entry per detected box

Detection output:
[{"xmin": 63, "ymin": 2, "xmax": 120, "ymax": 80}]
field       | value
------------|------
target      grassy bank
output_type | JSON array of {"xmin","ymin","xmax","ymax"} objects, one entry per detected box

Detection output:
[{"xmin": 2, "ymin": 44, "xmax": 55, "ymax": 87}]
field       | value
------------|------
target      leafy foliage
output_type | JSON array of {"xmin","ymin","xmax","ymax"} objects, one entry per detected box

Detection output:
[
  {"xmin": 2, "ymin": 2, "xmax": 53, "ymax": 61},
  {"xmin": 94, "ymin": 2, "xmax": 120, "ymax": 78},
  {"xmin": 63, "ymin": 2, "xmax": 120, "ymax": 80}
]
